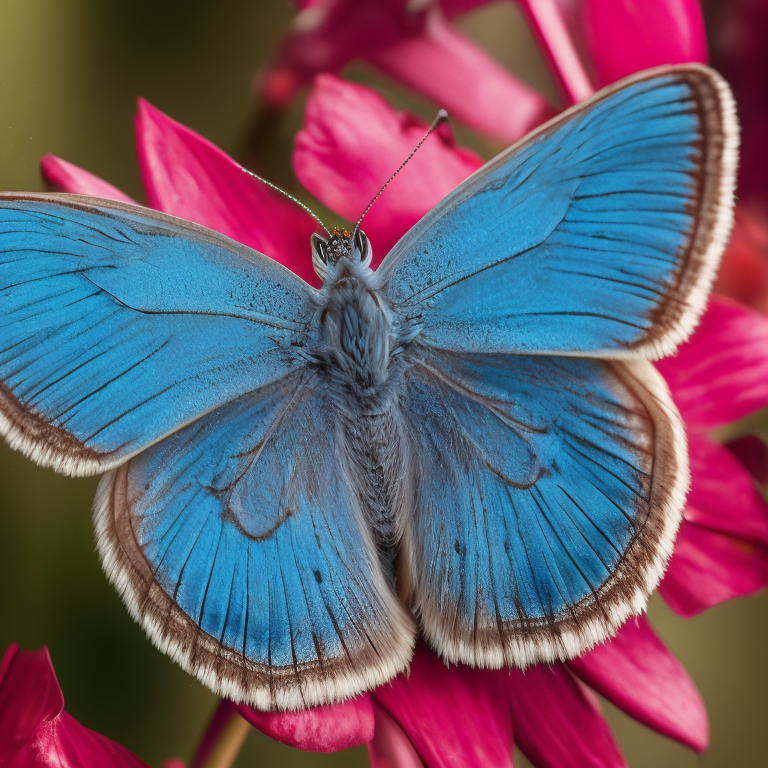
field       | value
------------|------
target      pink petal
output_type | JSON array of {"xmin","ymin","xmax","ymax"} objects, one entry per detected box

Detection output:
[
  {"xmin": 256, "ymin": 0, "xmax": 423, "ymax": 109},
  {"xmin": 727, "ymin": 434, "xmax": 768, "ymax": 486},
  {"xmin": 40, "ymin": 155, "xmax": 138, "ymax": 204},
  {"xmin": 686, "ymin": 433, "xmax": 768, "ymax": 545},
  {"xmin": 517, "ymin": 0, "xmax": 593, "ymax": 104},
  {"xmin": 368, "ymin": 9, "xmax": 556, "ymax": 144},
  {"xmin": 162, "ymin": 760, "xmax": 186, "ymax": 768},
  {"xmin": 568, "ymin": 617, "xmax": 708, "ymax": 752},
  {"xmin": 235, "ymin": 696, "xmax": 374, "ymax": 752},
  {"xmin": 294, "ymin": 74, "xmax": 482, "ymax": 261},
  {"xmin": 507, "ymin": 665, "xmax": 626, "ymax": 768},
  {"xmin": 656, "ymin": 297, "xmax": 768, "ymax": 430},
  {"xmin": 367, "ymin": 704, "xmax": 425, "ymax": 768},
  {"xmin": 371, "ymin": 645, "xmax": 513, "ymax": 768},
  {"xmin": 581, "ymin": 0, "xmax": 708, "ymax": 88},
  {"xmin": 0, "ymin": 645, "xmax": 149, "ymax": 768},
  {"xmin": 135, "ymin": 99, "xmax": 320, "ymax": 286},
  {"xmin": 659, "ymin": 519, "xmax": 768, "ymax": 617},
  {"xmin": 715, "ymin": 207, "xmax": 768, "ymax": 314}
]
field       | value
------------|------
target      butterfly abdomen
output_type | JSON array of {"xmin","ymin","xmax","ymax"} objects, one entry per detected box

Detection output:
[{"xmin": 341, "ymin": 407, "xmax": 406, "ymax": 563}]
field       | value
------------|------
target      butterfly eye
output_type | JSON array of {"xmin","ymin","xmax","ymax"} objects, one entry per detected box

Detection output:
[
  {"xmin": 354, "ymin": 230, "xmax": 370, "ymax": 261},
  {"xmin": 311, "ymin": 233, "xmax": 330, "ymax": 264}
]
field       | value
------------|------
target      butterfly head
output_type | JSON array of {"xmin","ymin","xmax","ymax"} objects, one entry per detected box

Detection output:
[{"xmin": 312, "ymin": 227, "xmax": 372, "ymax": 279}]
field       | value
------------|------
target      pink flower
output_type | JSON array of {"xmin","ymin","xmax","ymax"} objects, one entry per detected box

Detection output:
[
  {"xmin": 0, "ymin": 643, "xmax": 150, "ymax": 768},
  {"xmin": 41, "ymin": 80, "xmax": 768, "ymax": 765},
  {"xmin": 366, "ymin": 623, "xmax": 708, "ymax": 767},
  {"xmin": 257, "ymin": 0, "xmax": 706, "ymax": 143},
  {"xmin": 256, "ymin": 0, "xmax": 554, "ymax": 144},
  {"xmin": 657, "ymin": 298, "xmax": 768, "ymax": 616},
  {"xmin": 291, "ymin": 72, "xmax": 768, "ymax": 763}
]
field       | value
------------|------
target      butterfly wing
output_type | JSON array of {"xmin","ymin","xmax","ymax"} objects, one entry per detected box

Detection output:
[
  {"xmin": 0, "ymin": 193, "xmax": 312, "ymax": 475},
  {"xmin": 95, "ymin": 371, "xmax": 416, "ymax": 710},
  {"xmin": 399, "ymin": 351, "xmax": 684, "ymax": 666},
  {"xmin": 379, "ymin": 65, "xmax": 737, "ymax": 358}
]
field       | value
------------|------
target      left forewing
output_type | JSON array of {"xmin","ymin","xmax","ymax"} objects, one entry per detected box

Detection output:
[{"xmin": 0, "ymin": 193, "xmax": 314, "ymax": 475}]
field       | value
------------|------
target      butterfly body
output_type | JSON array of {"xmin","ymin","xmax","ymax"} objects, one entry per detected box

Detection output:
[
  {"xmin": 311, "ymin": 237, "xmax": 411, "ymax": 558},
  {"xmin": 0, "ymin": 65, "xmax": 738, "ymax": 710}
]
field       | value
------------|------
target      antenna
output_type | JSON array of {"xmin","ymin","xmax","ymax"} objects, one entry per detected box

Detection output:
[
  {"xmin": 352, "ymin": 109, "xmax": 449, "ymax": 238},
  {"xmin": 241, "ymin": 166, "xmax": 331, "ymax": 236}
]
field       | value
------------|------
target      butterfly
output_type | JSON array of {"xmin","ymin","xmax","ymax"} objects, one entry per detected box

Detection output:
[{"xmin": 0, "ymin": 64, "xmax": 737, "ymax": 711}]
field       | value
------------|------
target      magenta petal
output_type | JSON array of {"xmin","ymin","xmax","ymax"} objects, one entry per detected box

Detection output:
[
  {"xmin": 0, "ymin": 645, "xmax": 149, "ymax": 768},
  {"xmin": 371, "ymin": 646, "xmax": 513, "ymax": 768},
  {"xmin": 568, "ymin": 617, "xmax": 708, "ymax": 751},
  {"xmin": 581, "ymin": 0, "xmax": 708, "ymax": 87},
  {"xmin": 507, "ymin": 665, "xmax": 626, "ymax": 768},
  {"xmin": 135, "ymin": 99, "xmax": 320, "ymax": 286},
  {"xmin": 657, "ymin": 297, "xmax": 768, "ymax": 430},
  {"xmin": 368, "ymin": 9, "xmax": 556, "ymax": 144},
  {"xmin": 367, "ymin": 704, "xmax": 425, "ymax": 768},
  {"xmin": 686, "ymin": 433, "xmax": 768, "ymax": 545},
  {"xmin": 257, "ymin": 0, "xmax": 422, "ymax": 108},
  {"xmin": 660, "ymin": 519, "xmax": 768, "ymax": 617},
  {"xmin": 235, "ymin": 696, "xmax": 374, "ymax": 752},
  {"xmin": 518, "ymin": 0, "xmax": 593, "ymax": 104},
  {"xmin": 40, "ymin": 154, "xmax": 137, "ymax": 203},
  {"xmin": 294, "ymin": 74, "xmax": 482, "ymax": 262}
]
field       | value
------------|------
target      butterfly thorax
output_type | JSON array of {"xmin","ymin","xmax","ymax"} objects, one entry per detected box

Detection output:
[
  {"xmin": 316, "ymin": 261, "xmax": 392, "ymax": 396},
  {"xmin": 311, "ymin": 229, "xmax": 397, "ymax": 397}
]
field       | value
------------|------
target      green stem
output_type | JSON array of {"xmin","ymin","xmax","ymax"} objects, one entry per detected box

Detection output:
[{"xmin": 191, "ymin": 700, "xmax": 251, "ymax": 768}]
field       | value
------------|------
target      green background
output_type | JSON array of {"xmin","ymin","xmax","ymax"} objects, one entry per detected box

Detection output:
[{"xmin": 1, "ymin": 1, "xmax": 766, "ymax": 766}]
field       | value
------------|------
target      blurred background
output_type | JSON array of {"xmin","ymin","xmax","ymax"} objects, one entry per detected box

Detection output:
[{"xmin": 1, "ymin": 1, "xmax": 767, "ymax": 766}]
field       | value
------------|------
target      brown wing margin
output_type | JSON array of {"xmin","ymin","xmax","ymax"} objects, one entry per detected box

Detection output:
[{"xmin": 622, "ymin": 65, "xmax": 738, "ymax": 359}]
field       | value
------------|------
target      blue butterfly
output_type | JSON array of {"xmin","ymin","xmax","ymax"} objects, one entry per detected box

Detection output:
[{"xmin": 0, "ymin": 65, "xmax": 737, "ymax": 710}]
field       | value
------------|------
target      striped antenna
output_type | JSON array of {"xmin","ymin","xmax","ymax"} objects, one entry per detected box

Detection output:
[
  {"xmin": 241, "ymin": 166, "xmax": 331, "ymax": 236},
  {"xmin": 352, "ymin": 109, "xmax": 449, "ymax": 238}
]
